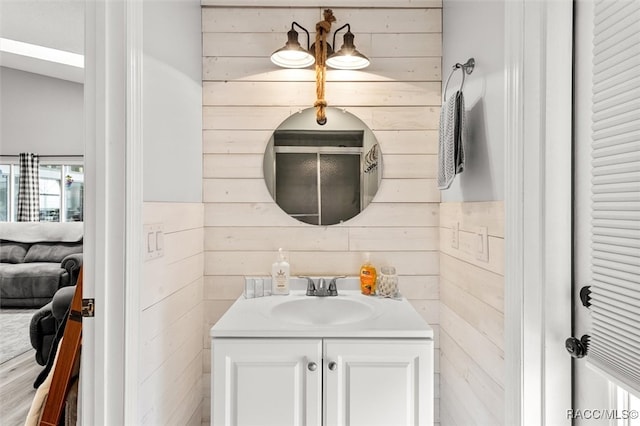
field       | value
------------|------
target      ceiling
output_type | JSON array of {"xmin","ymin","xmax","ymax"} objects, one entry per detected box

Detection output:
[{"xmin": 0, "ymin": 0, "xmax": 84, "ymax": 83}]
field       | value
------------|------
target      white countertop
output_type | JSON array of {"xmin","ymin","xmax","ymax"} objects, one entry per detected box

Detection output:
[{"xmin": 210, "ymin": 278, "xmax": 433, "ymax": 339}]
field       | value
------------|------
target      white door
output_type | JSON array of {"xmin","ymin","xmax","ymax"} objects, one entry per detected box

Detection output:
[
  {"xmin": 211, "ymin": 338, "xmax": 323, "ymax": 426},
  {"xmin": 323, "ymin": 339, "xmax": 433, "ymax": 426},
  {"xmin": 573, "ymin": 0, "xmax": 640, "ymax": 421},
  {"xmin": 573, "ymin": 0, "xmax": 612, "ymax": 416}
]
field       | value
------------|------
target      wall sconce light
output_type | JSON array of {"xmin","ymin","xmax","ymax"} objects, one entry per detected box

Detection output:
[
  {"xmin": 270, "ymin": 9, "xmax": 370, "ymax": 125},
  {"xmin": 270, "ymin": 22, "xmax": 315, "ymax": 69},
  {"xmin": 326, "ymin": 24, "xmax": 370, "ymax": 70}
]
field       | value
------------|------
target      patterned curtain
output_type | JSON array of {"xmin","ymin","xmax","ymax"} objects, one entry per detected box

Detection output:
[{"xmin": 17, "ymin": 152, "xmax": 40, "ymax": 222}]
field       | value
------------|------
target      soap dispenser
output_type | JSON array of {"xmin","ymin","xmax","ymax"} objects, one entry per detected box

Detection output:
[
  {"xmin": 359, "ymin": 252, "xmax": 377, "ymax": 295},
  {"xmin": 271, "ymin": 248, "xmax": 290, "ymax": 295}
]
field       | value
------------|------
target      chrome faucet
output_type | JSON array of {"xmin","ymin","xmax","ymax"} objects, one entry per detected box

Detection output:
[
  {"xmin": 327, "ymin": 277, "xmax": 341, "ymax": 296},
  {"xmin": 304, "ymin": 277, "xmax": 343, "ymax": 297}
]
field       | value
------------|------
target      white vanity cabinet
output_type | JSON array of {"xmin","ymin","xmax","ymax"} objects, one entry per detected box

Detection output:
[
  {"xmin": 211, "ymin": 339, "xmax": 323, "ymax": 426},
  {"xmin": 323, "ymin": 339, "xmax": 433, "ymax": 426},
  {"xmin": 212, "ymin": 337, "xmax": 433, "ymax": 426}
]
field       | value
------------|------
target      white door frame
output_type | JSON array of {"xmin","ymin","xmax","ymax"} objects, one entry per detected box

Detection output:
[
  {"xmin": 505, "ymin": 0, "xmax": 573, "ymax": 425},
  {"xmin": 82, "ymin": 0, "xmax": 143, "ymax": 423},
  {"xmin": 504, "ymin": 0, "xmax": 574, "ymax": 424}
]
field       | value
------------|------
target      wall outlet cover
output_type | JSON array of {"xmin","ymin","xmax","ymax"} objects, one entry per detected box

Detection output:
[
  {"xmin": 144, "ymin": 223, "xmax": 164, "ymax": 261},
  {"xmin": 476, "ymin": 226, "xmax": 489, "ymax": 262},
  {"xmin": 451, "ymin": 222, "xmax": 459, "ymax": 249}
]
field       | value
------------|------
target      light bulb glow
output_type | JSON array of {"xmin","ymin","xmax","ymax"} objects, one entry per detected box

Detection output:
[
  {"xmin": 271, "ymin": 48, "xmax": 315, "ymax": 68},
  {"xmin": 326, "ymin": 53, "xmax": 370, "ymax": 70}
]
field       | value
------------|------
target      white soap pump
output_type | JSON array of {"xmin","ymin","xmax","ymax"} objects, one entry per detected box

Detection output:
[{"xmin": 271, "ymin": 248, "xmax": 290, "ymax": 295}]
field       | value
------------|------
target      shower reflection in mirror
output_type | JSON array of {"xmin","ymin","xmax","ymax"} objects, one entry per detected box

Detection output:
[{"xmin": 263, "ymin": 108, "xmax": 381, "ymax": 226}]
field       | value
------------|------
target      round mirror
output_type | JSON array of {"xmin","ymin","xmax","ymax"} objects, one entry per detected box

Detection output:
[{"xmin": 263, "ymin": 107, "xmax": 382, "ymax": 226}]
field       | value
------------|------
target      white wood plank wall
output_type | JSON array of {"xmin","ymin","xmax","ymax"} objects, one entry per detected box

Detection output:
[
  {"xmin": 439, "ymin": 201, "xmax": 505, "ymax": 425},
  {"xmin": 140, "ymin": 202, "xmax": 205, "ymax": 426},
  {"xmin": 202, "ymin": 3, "xmax": 442, "ymax": 424}
]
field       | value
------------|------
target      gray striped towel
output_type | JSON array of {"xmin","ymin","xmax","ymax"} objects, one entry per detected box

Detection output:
[{"xmin": 437, "ymin": 90, "xmax": 466, "ymax": 190}]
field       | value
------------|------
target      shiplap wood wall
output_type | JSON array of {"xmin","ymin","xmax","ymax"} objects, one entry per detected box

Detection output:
[
  {"xmin": 439, "ymin": 201, "xmax": 505, "ymax": 425},
  {"xmin": 202, "ymin": 4, "xmax": 442, "ymax": 424},
  {"xmin": 140, "ymin": 202, "xmax": 204, "ymax": 426}
]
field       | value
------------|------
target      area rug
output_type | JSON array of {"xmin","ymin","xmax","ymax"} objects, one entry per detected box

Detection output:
[{"xmin": 0, "ymin": 309, "xmax": 36, "ymax": 364}]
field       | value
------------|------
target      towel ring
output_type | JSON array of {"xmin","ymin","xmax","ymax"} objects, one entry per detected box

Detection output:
[{"xmin": 443, "ymin": 58, "xmax": 475, "ymax": 102}]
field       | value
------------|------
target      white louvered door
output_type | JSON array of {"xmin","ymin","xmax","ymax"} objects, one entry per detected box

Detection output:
[
  {"xmin": 588, "ymin": 0, "xmax": 640, "ymax": 392},
  {"xmin": 574, "ymin": 0, "xmax": 640, "ymax": 419}
]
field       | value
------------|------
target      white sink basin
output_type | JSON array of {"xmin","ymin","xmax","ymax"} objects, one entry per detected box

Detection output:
[
  {"xmin": 210, "ymin": 282, "xmax": 434, "ymax": 339},
  {"xmin": 270, "ymin": 296, "xmax": 377, "ymax": 326}
]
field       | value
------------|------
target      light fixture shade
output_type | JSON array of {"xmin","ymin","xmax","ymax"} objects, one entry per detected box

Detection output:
[
  {"xmin": 270, "ymin": 28, "xmax": 315, "ymax": 68},
  {"xmin": 326, "ymin": 50, "xmax": 370, "ymax": 70},
  {"xmin": 326, "ymin": 30, "xmax": 370, "ymax": 70}
]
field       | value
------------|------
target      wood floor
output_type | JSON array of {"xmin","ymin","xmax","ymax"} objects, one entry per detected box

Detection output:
[{"xmin": 0, "ymin": 349, "xmax": 41, "ymax": 426}]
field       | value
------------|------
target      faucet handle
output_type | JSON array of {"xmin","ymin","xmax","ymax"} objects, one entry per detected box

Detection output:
[
  {"xmin": 304, "ymin": 277, "xmax": 316, "ymax": 296},
  {"xmin": 318, "ymin": 277, "xmax": 326, "ymax": 290},
  {"xmin": 328, "ymin": 276, "xmax": 344, "ymax": 296},
  {"xmin": 316, "ymin": 278, "xmax": 329, "ymax": 296}
]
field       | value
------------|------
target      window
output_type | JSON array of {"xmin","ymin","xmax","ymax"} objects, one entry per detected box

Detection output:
[
  {"xmin": 40, "ymin": 165, "xmax": 62, "ymax": 221},
  {"xmin": 0, "ymin": 162, "xmax": 84, "ymax": 222},
  {"xmin": 617, "ymin": 387, "xmax": 640, "ymax": 426},
  {"xmin": 0, "ymin": 165, "xmax": 9, "ymax": 221},
  {"xmin": 64, "ymin": 166, "xmax": 84, "ymax": 222}
]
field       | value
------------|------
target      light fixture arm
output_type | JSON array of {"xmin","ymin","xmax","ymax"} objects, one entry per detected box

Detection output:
[
  {"xmin": 331, "ymin": 23, "xmax": 351, "ymax": 53},
  {"xmin": 291, "ymin": 21, "xmax": 311, "ymax": 51}
]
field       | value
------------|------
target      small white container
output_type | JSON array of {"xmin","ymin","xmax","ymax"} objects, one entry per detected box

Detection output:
[
  {"xmin": 271, "ymin": 248, "xmax": 290, "ymax": 295},
  {"xmin": 254, "ymin": 278, "xmax": 264, "ymax": 297},
  {"xmin": 244, "ymin": 277, "xmax": 255, "ymax": 299},
  {"xmin": 377, "ymin": 266, "xmax": 399, "ymax": 298},
  {"xmin": 263, "ymin": 277, "xmax": 272, "ymax": 296}
]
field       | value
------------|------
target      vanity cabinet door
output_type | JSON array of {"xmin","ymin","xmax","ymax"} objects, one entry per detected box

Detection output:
[
  {"xmin": 212, "ymin": 338, "xmax": 322, "ymax": 426},
  {"xmin": 323, "ymin": 339, "xmax": 434, "ymax": 426}
]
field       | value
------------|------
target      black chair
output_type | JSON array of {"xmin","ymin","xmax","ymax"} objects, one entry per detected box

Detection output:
[
  {"xmin": 29, "ymin": 254, "xmax": 82, "ymax": 365},
  {"xmin": 29, "ymin": 285, "xmax": 76, "ymax": 365}
]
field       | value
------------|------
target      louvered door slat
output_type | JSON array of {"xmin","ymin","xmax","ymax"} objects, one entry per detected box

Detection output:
[{"xmin": 588, "ymin": 0, "xmax": 640, "ymax": 396}]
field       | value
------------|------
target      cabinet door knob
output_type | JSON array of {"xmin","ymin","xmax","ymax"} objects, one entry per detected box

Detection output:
[
  {"xmin": 328, "ymin": 361, "xmax": 338, "ymax": 371},
  {"xmin": 308, "ymin": 362, "xmax": 317, "ymax": 371}
]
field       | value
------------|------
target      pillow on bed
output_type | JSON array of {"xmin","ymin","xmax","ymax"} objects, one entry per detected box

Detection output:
[{"xmin": 24, "ymin": 242, "xmax": 83, "ymax": 263}]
